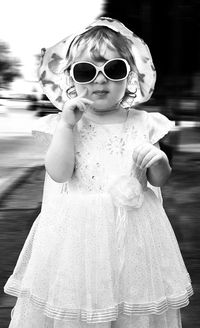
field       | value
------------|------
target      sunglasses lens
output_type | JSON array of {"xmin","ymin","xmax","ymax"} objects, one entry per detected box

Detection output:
[
  {"xmin": 105, "ymin": 59, "xmax": 128, "ymax": 80},
  {"xmin": 72, "ymin": 59, "xmax": 129, "ymax": 83},
  {"xmin": 73, "ymin": 63, "xmax": 96, "ymax": 83}
]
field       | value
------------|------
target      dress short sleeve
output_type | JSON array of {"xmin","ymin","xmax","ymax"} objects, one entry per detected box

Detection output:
[
  {"xmin": 147, "ymin": 112, "xmax": 175, "ymax": 144},
  {"xmin": 32, "ymin": 113, "xmax": 60, "ymax": 147}
]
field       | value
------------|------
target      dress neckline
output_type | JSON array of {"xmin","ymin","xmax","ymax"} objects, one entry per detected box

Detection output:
[{"xmin": 82, "ymin": 108, "xmax": 130, "ymax": 126}]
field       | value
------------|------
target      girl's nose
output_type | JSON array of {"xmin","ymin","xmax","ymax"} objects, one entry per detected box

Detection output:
[{"xmin": 94, "ymin": 71, "xmax": 107, "ymax": 83}]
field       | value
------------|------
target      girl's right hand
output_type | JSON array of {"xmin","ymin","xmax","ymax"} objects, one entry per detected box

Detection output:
[{"xmin": 61, "ymin": 89, "xmax": 93, "ymax": 126}]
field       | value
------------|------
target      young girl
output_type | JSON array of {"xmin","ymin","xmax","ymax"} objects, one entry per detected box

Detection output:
[{"xmin": 4, "ymin": 17, "xmax": 193, "ymax": 328}]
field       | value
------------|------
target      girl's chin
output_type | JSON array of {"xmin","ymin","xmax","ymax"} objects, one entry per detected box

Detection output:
[{"xmin": 92, "ymin": 101, "xmax": 120, "ymax": 112}]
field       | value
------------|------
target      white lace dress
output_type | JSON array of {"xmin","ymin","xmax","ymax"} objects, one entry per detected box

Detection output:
[{"xmin": 4, "ymin": 108, "xmax": 193, "ymax": 328}]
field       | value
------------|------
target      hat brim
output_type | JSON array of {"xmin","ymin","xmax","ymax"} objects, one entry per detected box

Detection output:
[{"xmin": 38, "ymin": 17, "xmax": 156, "ymax": 111}]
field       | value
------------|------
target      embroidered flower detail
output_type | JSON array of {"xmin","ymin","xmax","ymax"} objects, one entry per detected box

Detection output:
[
  {"xmin": 80, "ymin": 124, "xmax": 97, "ymax": 141},
  {"xmin": 109, "ymin": 175, "xmax": 144, "ymax": 210},
  {"xmin": 106, "ymin": 136, "xmax": 126, "ymax": 155}
]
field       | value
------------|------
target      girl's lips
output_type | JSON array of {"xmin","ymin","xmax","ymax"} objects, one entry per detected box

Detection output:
[{"xmin": 93, "ymin": 90, "xmax": 109, "ymax": 95}]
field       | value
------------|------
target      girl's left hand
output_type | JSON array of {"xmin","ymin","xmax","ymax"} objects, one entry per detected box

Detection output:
[{"xmin": 132, "ymin": 142, "xmax": 168, "ymax": 169}]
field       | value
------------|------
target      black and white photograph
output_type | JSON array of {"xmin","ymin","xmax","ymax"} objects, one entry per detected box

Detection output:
[{"xmin": 0, "ymin": 1, "xmax": 199, "ymax": 327}]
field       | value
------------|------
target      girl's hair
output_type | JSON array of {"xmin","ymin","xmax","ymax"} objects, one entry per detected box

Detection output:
[{"xmin": 66, "ymin": 26, "xmax": 136, "ymax": 70}]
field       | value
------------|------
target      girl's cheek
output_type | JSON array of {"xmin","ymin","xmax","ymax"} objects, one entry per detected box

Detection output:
[
  {"xmin": 75, "ymin": 85, "xmax": 90, "ymax": 98},
  {"xmin": 115, "ymin": 83, "xmax": 127, "ymax": 99}
]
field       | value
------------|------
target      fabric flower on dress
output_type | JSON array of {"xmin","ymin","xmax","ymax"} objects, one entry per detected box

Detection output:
[{"xmin": 108, "ymin": 175, "xmax": 144, "ymax": 210}]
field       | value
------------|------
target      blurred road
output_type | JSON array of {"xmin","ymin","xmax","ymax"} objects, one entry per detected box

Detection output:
[{"xmin": 0, "ymin": 106, "xmax": 200, "ymax": 327}]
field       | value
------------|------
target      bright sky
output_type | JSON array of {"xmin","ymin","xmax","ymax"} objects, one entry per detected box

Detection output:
[{"xmin": 0, "ymin": 0, "xmax": 104, "ymax": 90}]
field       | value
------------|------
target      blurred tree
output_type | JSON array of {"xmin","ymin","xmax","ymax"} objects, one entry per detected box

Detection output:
[
  {"xmin": 103, "ymin": 0, "xmax": 200, "ymax": 99},
  {"xmin": 0, "ymin": 40, "xmax": 21, "ymax": 88}
]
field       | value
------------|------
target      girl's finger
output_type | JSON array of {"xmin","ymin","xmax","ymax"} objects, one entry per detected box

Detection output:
[
  {"xmin": 77, "ymin": 90, "xmax": 94, "ymax": 106},
  {"xmin": 75, "ymin": 100, "xmax": 87, "ymax": 112},
  {"xmin": 78, "ymin": 88, "xmax": 88, "ymax": 98},
  {"xmin": 140, "ymin": 151, "xmax": 156, "ymax": 169},
  {"xmin": 132, "ymin": 144, "xmax": 143, "ymax": 160},
  {"xmin": 80, "ymin": 97, "xmax": 94, "ymax": 105},
  {"xmin": 65, "ymin": 98, "xmax": 92, "ymax": 112},
  {"xmin": 133, "ymin": 144, "xmax": 149, "ymax": 167},
  {"xmin": 77, "ymin": 89, "xmax": 92, "ymax": 101},
  {"xmin": 146, "ymin": 154, "xmax": 162, "ymax": 168}
]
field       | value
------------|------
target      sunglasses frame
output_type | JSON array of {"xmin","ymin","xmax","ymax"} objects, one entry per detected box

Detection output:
[{"xmin": 70, "ymin": 58, "xmax": 131, "ymax": 84}]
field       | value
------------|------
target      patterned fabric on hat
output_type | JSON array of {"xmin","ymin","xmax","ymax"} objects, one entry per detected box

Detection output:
[{"xmin": 38, "ymin": 17, "xmax": 156, "ymax": 111}]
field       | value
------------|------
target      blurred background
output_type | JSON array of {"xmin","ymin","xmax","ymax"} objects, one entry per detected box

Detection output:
[{"xmin": 0, "ymin": 0, "xmax": 200, "ymax": 327}]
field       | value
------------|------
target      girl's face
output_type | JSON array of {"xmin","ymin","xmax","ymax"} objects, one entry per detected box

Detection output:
[{"xmin": 72, "ymin": 47, "xmax": 128, "ymax": 112}]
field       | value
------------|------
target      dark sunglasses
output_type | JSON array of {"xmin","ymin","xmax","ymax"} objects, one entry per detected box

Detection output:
[{"xmin": 70, "ymin": 58, "xmax": 130, "ymax": 84}]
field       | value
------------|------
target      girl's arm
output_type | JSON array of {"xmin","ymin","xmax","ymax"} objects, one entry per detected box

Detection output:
[
  {"xmin": 132, "ymin": 142, "xmax": 172, "ymax": 187},
  {"xmin": 45, "ymin": 121, "xmax": 75, "ymax": 182},
  {"xmin": 146, "ymin": 145, "xmax": 171, "ymax": 186},
  {"xmin": 45, "ymin": 90, "xmax": 93, "ymax": 183}
]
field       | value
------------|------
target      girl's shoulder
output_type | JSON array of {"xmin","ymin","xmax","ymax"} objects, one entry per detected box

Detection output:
[
  {"xmin": 31, "ymin": 113, "xmax": 61, "ymax": 147},
  {"xmin": 128, "ymin": 107, "xmax": 175, "ymax": 144},
  {"xmin": 128, "ymin": 107, "xmax": 171, "ymax": 122},
  {"xmin": 32, "ymin": 113, "xmax": 60, "ymax": 134}
]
